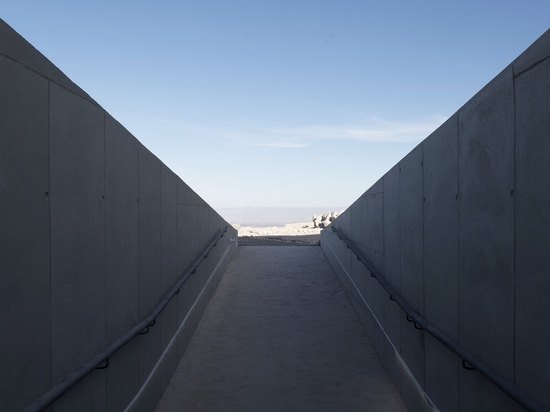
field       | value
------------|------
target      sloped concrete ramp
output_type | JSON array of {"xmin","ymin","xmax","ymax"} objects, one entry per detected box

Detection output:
[{"xmin": 156, "ymin": 246, "xmax": 406, "ymax": 411}]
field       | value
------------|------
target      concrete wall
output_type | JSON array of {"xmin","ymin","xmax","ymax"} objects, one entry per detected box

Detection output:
[
  {"xmin": 0, "ymin": 19, "xmax": 238, "ymax": 411},
  {"xmin": 322, "ymin": 29, "xmax": 550, "ymax": 412}
]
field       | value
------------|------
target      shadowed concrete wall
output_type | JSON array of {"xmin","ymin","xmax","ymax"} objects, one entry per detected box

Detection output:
[
  {"xmin": 0, "ymin": 19, "xmax": 237, "ymax": 411},
  {"xmin": 322, "ymin": 29, "xmax": 550, "ymax": 412}
]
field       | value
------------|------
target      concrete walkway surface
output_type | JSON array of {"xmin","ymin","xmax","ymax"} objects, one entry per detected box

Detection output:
[{"xmin": 155, "ymin": 246, "xmax": 406, "ymax": 411}]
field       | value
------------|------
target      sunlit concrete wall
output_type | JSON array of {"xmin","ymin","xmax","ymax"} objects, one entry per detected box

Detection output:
[
  {"xmin": 322, "ymin": 29, "xmax": 550, "ymax": 412},
  {"xmin": 0, "ymin": 19, "xmax": 238, "ymax": 411}
]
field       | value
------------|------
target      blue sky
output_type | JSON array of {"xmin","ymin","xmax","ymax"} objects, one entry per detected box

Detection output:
[{"xmin": 2, "ymin": 1, "xmax": 549, "ymax": 211}]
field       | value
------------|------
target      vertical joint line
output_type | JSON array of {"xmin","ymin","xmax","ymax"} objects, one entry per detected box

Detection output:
[
  {"xmin": 456, "ymin": 111, "xmax": 462, "ymax": 409},
  {"xmin": 421, "ymin": 144, "xmax": 425, "ymax": 318},
  {"xmin": 512, "ymin": 68, "xmax": 517, "ymax": 383},
  {"xmin": 137, "ymin": 148, "xmax": 141, "ymax": 318},
  {"xmin": 47, "ymin": 79, "xmax": 53, "ymax": 389},
  {"xmin": 103, "ymin": 111, "xmax": 107, "ymax": 347}
]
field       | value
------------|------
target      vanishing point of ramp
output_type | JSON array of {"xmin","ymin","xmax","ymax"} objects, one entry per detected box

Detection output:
[{"xmin": 156, "ymin": 246, "xmax": 406, "ymax": 411}]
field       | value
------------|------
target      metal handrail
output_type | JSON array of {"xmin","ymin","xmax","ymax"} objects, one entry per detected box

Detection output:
[
  {"xmin": 24, "ymin": 225, "xmax": 229, "ymax": 412},
  {"xmin": 330, "ymin": 225, "xmax": 546, "ymax": 412}
]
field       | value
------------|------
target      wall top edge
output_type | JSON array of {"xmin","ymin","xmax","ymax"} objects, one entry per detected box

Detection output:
[
  {"xmin": 513, "ymin": 28, "xmax": 550, "ymax": 76},
  {"xmin": 0, "ymin": 18, "xmax": 98, "ymax": 106}
]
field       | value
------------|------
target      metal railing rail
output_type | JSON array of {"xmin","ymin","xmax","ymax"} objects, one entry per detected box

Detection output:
[
  {"xmin": 24, "ymin": 225, "xmax": 229, "ymax": 412},
  {"xmin": 330, "ymin": 225, "xmax": 546, "ymax": 412}
]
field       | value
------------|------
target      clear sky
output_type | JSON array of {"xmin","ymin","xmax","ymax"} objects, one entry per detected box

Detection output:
[{"xmin": 2, "ymin": 1, "xmax": 549, "ymax": 210}]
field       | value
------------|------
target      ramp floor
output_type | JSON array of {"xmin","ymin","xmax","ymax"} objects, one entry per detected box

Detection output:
[{"xmin": 156, "ymin": 246, "xmax": 406, "ymax": 411}]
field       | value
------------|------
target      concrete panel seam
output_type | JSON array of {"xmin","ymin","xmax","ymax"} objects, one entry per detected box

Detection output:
[
  {"xmin": 47, "ymin": 79, "xmax": 53, "ymax": 399},
  {"xmin": 102, "ymin": 110, "xmax": 107, "ymax": 376},
  {"xmin": 0, "ymin": 51, "xmax": 99, "ymax": 107},
  {"xmin": 456, "ymin": 112, "xmax": 462, "ymax": 367},
  {"xmin": 513, "ymin": 55, "xmax": 550, "ymax": 78},
  {"xmin": 512, "ymin": 62, "xmax": 518, "ymax": 390}
]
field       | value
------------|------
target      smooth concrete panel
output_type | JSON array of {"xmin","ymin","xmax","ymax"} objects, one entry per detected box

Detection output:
[
  {"xmin": 138, "ymin": 145, "xmax": 162, "ymax": 318},
  {"xmin": 137, "ymin": 145, "xmax": 162, "ymax": 389},
  {"xmin": 349, "ymin": 251, "xmax": 369, "ymax": 305},
  {"xmin": 399, "ymin": 145, "xmax": 424, "ymax": 314},
  {"xmin": 458, "ymin": 67, "xmax": 515, "ymax": 409},
  {"xmin": 0, "ymin": 56, "xmax": 51, "ymax": 412},
  {"xmin": 423, "ymin": 115, "xmax": 459, "ymax": 337},
  {"xmin": 458, "ymin": 367, "xmax": 514, "ymax": 412},
  {"xmin": 425, "ymin": 335, "xmax": 459, "ymax": 412},
  {"xmin": 160, "ymin": 165, "xmax": 179, "ymax": 357},
  {"xmin": 336, "ymin": 233, "xmax": 352, "ymax": 287},
  {"xmin": 0, "ymin": 19, "xmax": 95, "ymax": 103},
  {"xmin": 364, "ymin": 192, "xmax": 385, "ymax": 274},
  {"xmin": 399, "ymin": 145, "xmax": 425, "ymax": 388},
  {"xmin": 105, "ymin": 115, "xmax": 139, "ymax": 343},
  {"xmin": 383, "ymin": 164, "xmax": 402, "ymax": 387},
  {"xmin": 177, "ymin": 202, "xmax": 192, "ymax": 277},
  {"xmin": 350, "ymin": 198, "xmax": 378, "ymax": 276},
  {"xmin": 422, "ymin": 115, "xmax": 459, "ymax": 412},
  {"xmin": 350, "ymin": 196, "xmax": 367, "ymax": 246},
  {"xmin": 52, "ymin": 371, "xmax": 105, "ymax": 412},
  {"xmin": 187, "ymin": 205, "xmax": 202, "ymax": 265},
  {"xmin": 105, "ymin": 339, "xmax": 139, "ymax": 412},
  {"xmin": 367, "ymin": 193, "xmax": 384, "ymax": 255},
  {"xmin": 49, "ymin": 83, "xmax": 106, "ymax": 383},
  {"xmin": 161, "ymin": 165, "xmax": 178, "ymax": 292},
  {"xmin": 191, "ymin": 205, "xmax": 210, "ymax": 263},
  {"xmin": 514, "ymin": 57, "xmax": 550, "ymax": 409},
  {"xmin": 384, "ymin": 164, "xmax": 401, "ymax": 293},
  {"xmin": 185, "ymin": 205, "xmax": 200, "ymax": 264}
]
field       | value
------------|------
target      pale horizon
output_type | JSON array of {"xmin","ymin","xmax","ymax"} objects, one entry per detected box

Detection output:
[{"xmin": 216, "ymin": 206, "xmax": 346, "ymax": 227}]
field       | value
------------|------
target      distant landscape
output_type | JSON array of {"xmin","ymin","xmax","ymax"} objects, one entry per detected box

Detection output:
[{"xmin": 216, "ymin": 207, "xmax": 346, "ymax": 227}]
